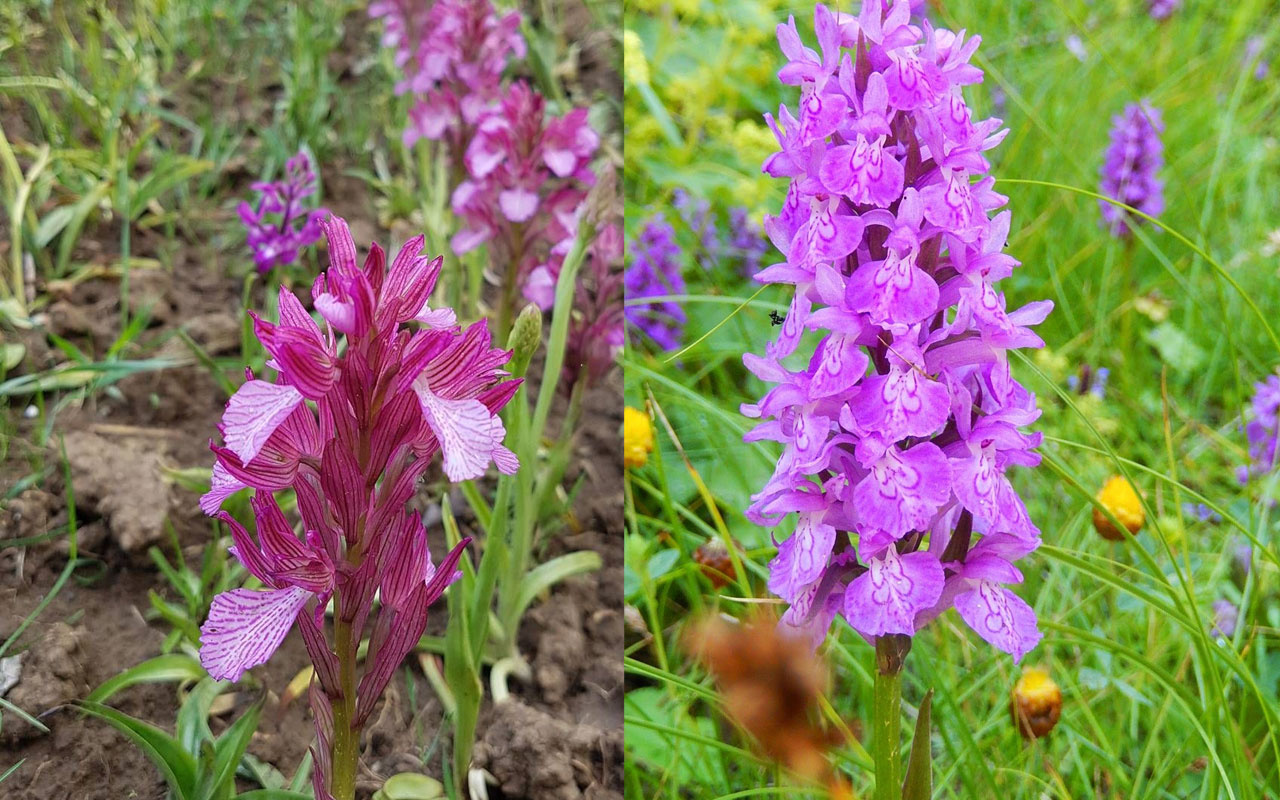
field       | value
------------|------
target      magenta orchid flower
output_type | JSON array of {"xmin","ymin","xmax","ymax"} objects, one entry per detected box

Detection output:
[
  {"xmin": 746, "ymin": 0, "xmax": 1051, "ymax": 664},
  {"xmin": 199, "ymin": 215, "xmax": 519, "ymax": 800}
]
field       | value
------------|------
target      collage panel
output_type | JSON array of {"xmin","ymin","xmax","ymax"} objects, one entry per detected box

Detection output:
[
  {"xmin": 0, "ymin": 2, "xmax": 621, "ymax": 800},
  {"xmin": 623, "ymin": 0, "xmax": 1280, "ymax": 798}
]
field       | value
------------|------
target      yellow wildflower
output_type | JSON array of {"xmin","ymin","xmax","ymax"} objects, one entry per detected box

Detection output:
[
  {"xmin": 623, "ymin": 30, "xmax": 649, "ymax": 87},
  {"xmin": 1093, "ymin": 475, "xmax": 1144, "ymax": 540},
  {"xmin": 1011, "ymin": 667, "xmax": 1062, "ymax": 739},
  {"xmin": 624, "ymin": 407, "xmax": 654, "ymax": 469}
]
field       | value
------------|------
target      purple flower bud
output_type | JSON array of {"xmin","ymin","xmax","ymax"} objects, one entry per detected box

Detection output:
[
  {"xmin": 1099, "ymin": 101, "xmax": 1165, "ymax": 237},
  {"xmin": 1210, "ymin": 599, "xmax": 1238, "ymax": 638},
  {"xmin": 729, "ymin": 207, "xmax": 769, "ymax": 276},
  {"xmin": 747, "ymin": 0, "xmax": 1051, "ymax": 663},
  {"xmin": 673, "ymin": 189, "xmax": 720, "ymax": 264},
  {"xmin": 1245, "ymin": 36, "xmax": 1270, "ymax": 80},
  {"xmin": 1180, "ymin": 502, "xmax": 1219, "ymax": 523}
]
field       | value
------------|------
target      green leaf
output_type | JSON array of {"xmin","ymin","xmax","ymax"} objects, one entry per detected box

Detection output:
[
  {"xmin": 86, "ymin": 653, "xmax": 205, "ymax": 704},
  {"xmin": 34, "ymin": 204, "xmax": 76, "ymax": 249},
  {"xmin": 0, "ymin": 696, "xmax": 49, "ymax": 734},
  {"xmin": 646, "ymin": 548, "xmax": 680, "ymax": 580},
  {"xmin": 287, "ymin": 749, "xmax": 314, "ymax": 792},
  {"xmin": 237, "ymin": 753, "xmax": 287, "ymax": 790},
  {"xmin": 161, "ymin": 465, "xmax": 215, "ymax": 494},
  {"xmin": 202, "ymin": 699, "xmax": 262, "ymax": 800},
  {"xmin": 175, "ymin": 678, "xmax": 224, "ymax": 755},
  {"xmin": 901, "ymin": 690, "xmax": 933, "ymax": 800},
  {"xmin": 147, "ymin": 592, "xmax": 202, "ymax": 646},
  {"xmin": 235, "ymin": 791, "xmax": 313, "ymax": 800},
  {"xmin": 78, "ymin": 700, "xmax": 199, "ymax": 800},
  {"xmin": 0, "ymin": 758, "xmax": 26, "ymax": 783},
  {"xmin": 1143, "ymin": 322, "xmax": 1205, "ymax": 374},
  {"xmin": 1, "ymin": 342, "xmax": 24, "ymax": 371},
  {"xmin": 0, "ymin": 358, "xmax": 181, "ymax": 397},
  {"xmin": 634, "ymin": 82, "xmax": 681, "ymax": 148},
  {"xmin": 54, "ymin": 181, "xmax": 110, "ymax": 276},
  {"xmin": 512, "ymin": 550, "xmax": 602, "ymax": 624},
  {"xmin": 127, "ymin": 155, "xmax": 213, "ymax": 219}
]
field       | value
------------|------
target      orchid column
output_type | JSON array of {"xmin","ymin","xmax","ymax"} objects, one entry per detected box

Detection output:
[
  {"xmin": 198, "ymin": 216, "xmax": 519, "ymax": 800},
  {"xmin": 743, "ymin": 1, "xmax": 1051, "ymax": 794}
]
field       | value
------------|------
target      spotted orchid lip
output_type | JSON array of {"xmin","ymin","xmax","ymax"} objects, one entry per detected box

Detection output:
[{"xmin": 750, "ymin": 0, "xmax": 1050, "ymax": 662}]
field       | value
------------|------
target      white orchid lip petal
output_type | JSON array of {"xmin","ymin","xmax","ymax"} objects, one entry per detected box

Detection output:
[
  {"xmin": 199, "ymin": 586, "xmax": 311, "ymax": 682},
  {"xmin": 200, "ymin": 461, "xmax": 246, "ymax": 516},
  {"xmin": 415, "ymin": 305, "xmax": 457, "ymax": 330},
  {"xmin": 413, "ymin": 377, "xmax": 509, "ymax": 482},
  {"xmin": 222, "ymin": 380, "xmax": 304, "ymax": 465}
]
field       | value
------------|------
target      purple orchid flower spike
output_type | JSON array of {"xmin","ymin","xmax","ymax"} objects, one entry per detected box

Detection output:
[
  {"xmin": 451, "ymin": 82, "xmax": 600, "ymax": 313},
  {"xmin": 199, "ymin": 214, "xmax": 519, "ymax": 800},
  {"xmin": 625, "ymin": 214, "xmax": 687, "ymax": 352},
  {"xmin": 370, "ymin": 0, "xmax": 525, "ymax": 154},
  {"xmin": 238, "ymin": 150, "xmax": 328, "ymax": 274},
  {"xmin": 1099, "ymin": 101, "xmax": 1165, "ymax": 238},
  {"xmin": 747, "ymin": 0, "xmax": 1051, "ymax": 665},
  {"xmin": 1239, "ymin": 372, "xmax": 1280, "ymax": 483},
  {"xmin": 370, "ymin": 1, "xmax": 600, "ymax": 326}
]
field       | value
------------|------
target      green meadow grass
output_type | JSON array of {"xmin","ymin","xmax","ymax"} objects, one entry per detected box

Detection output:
[{"xmin": 623, "ymin": 0, "xmax": 1280, "ymax": 797}]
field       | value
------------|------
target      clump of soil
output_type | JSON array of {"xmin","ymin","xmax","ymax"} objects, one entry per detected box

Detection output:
[
  {"xmin": 0, "ymin": 622, "xmax": 87, "ymax": 744},
  {"xmin": 475, "ymin": 700, "xmax": 623, "ymax": 800},
  {"xmin": 61, "ymin": 430, "xmax": 174, "ymax": 554}
]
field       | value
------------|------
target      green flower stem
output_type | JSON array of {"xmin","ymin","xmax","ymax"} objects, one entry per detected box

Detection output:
[
  {"xmin": 497, "ymin": 226, "xmax": 591, "ymax": 656},
  {"xmin": 495, "ymin": 224, "xmax": 527, "ymax": 344},
  {"xmin": 873, "ymin": 635, "xmax": 909, "ymax": 800},
  {"xmin": 330, "ymin": 615, "xmax": 360, "ymax": 800}
]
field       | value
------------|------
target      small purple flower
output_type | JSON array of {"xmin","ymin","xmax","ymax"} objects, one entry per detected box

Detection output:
[
  {"xmin": 238, "ymin": 151, "xmax": 327, "ymax": 274},
  {"xmin": 1239, "ymin": 373, "xmax": 1280, "ymax": 483},
  {"xmin": 1066, "ymin": 365, "xmax": 1109, "ymax": 398},
  {"xmin": 1099, "ymin": 101, "xmax": 1165, "ymax": 237},
  {"xmin": 1148, "ymin": 0, "xmax": 1180, "ymax": 20},
  {"xmin": 1245, "ymin": 36, "xmax": 1270, "ymax": 81},
  {"xmin": 674, "ymin": 189, "xmax": 720, "ymax": 266},
  {"xmin": 1181, "ymin": 502, "xmax": 1220, "ymax": 523},
  {"xmin": 1210, "ymin": 599, "xmax": 1238, "ymax": 638},
  {"xmin": 625, "ymin": 215, "xmax": 687, "ymax": 351},
  {"xmin": 1064, "ymin": 34, "xmax": 1088, "ymax": 63},
  {"xmin": 729, "ymin": 207, "xmax": 769, "ymax": 276},
  {"xmin": 748, "ymin": 0, "xmax": 1051, "ymax": 663},
  {"xmin": 1233, "ymin": 539, "xmax": 1253, "ymax": 577}
]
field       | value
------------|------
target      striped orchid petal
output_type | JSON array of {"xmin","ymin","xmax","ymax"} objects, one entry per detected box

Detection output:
[
  {"xmin": 221, "ymin": 380, "xmax": 304, "ymax": 465},
  {"xmin": 413, "ymin": 377, "xmax": 517, "ymax": 482},
  {"xmin": 200, "ymin": 461, "xmax": 245, "ymax": 516},
  {"xmin": 199, "ymin": 586, "xmax": 311, "ymax": 682}
]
